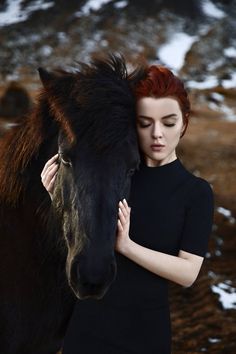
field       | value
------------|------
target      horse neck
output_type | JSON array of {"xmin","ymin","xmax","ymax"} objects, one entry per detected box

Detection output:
[{"xmin": 0, "ymin": 93, "xmax": 58, "ymax": 207}]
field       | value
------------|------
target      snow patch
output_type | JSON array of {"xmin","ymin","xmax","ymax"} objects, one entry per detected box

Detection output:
[
  {"xmin": 218, "ymin": 207, "xmax": 232, "ymax": 217},
  {"xmin": 217, "ymin": 206, "xmax": 236, "ymax": 223},
  {"xmin": 39, "ymin": 45, "xmax": 53, "ymax": 57},
  {"xmin": 210, "ymin": 92, "xmax": 224, "ymax": 102},
  {"xmin": 220, "ymin": 105, "xmax": 236, "ymax": 123},
  {"xmin": 208, "ymin": 338, "xmax": 221, "ymax": 343},
  {"xmin": 202, "ymin": 0, "xmax": 225, "ymax": 19},
  {"xmin": 222, "ymin": 72, "xmax": 236, "ymax": 89},
  {"xmin": 114, "ymin": 1, "xmax": 128, "ymax": 9},
  {"xmin": 187, "ymin": 76, "xmax": 218, "ymax": 90},
  {"xmin": 208, "ymin": 58, "xmax": 225, "ymax": 71},
  {"xmin": 224, "ymin": 47, "xmax": 236, "ymax": 58},
  {"xmin": 187, "ymin": 72, "xmax": 236, "ymax": 92},
  {"xmin": 158, "ymin": 32, "xmax": 197, "ymax": 71},
  {"xmin": 0, "ymin": 0, "xmax": 54, "ymax": 27},
  {"xmin": 211, "ymin": 282, "xmax": 236, "ymax": 310},
  {"xmin": 78, "ymin": 0, "xmax": 113, "ymax": 16}
]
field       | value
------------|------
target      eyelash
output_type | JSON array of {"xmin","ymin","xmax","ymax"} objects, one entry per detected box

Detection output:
[{"xmin": 139, "ymin": 123, "xmax": 176, "ymax": 128}]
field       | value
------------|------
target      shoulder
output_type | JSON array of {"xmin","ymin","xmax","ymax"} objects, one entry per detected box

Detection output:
[
  {"xmin": 178, "ymin": 156, "xmax": 213, "ymax": 202},
  {"xmin": 187, "ymin": 175, "xmax": 214, "ymax": 207},
  {"xmin": 179, "ymin": 159, "xmax": 213, "ymax": 194},
  {"xmin": 192, "ymin": 176, "xmax": 213, "ymax": 193}
]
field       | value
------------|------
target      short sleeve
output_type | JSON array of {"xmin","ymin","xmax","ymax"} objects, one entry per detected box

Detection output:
[{"xmin": 179, "ymin": 178, "xmax": 214, "ymax": 257}]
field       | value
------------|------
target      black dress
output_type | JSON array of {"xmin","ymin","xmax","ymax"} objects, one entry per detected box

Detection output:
[{"xmin": 62, "ymin": 157, "xmax": 214, "ymax": 354}]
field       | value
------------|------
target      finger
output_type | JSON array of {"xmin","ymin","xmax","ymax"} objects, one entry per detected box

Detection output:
[
  {"xmin": 46, "ymin": 162, "xmax": 59, "ymax": 175},
  {"xmin": 117, "ymin": 219, "xmax": 124, "ymax": 232},
  {"xmin": 41, "ymin": 154, "xmax": 59, "ymax": 175},
  {"xmin": 44, "ymin": 155, "xmax": 59, "ymax": 170},
  {"xmin": 119, "ymin": 200, "xmax": 128, "ymax": 216},
  {"xmin": 118, "ymin": 208, "xmax": 127, "ymax": 225},
  {"xmin": 43, "ymin": 164, "xmax": 58, "ymax": 182},
  {"xmin": 48, "ymin": 173, "xmax": 57, "ymax": 193},
  {"xmin": 47, "ymin": 153, "xmax": 59, "ymax": 164},
  {"xmin": 42, "ymin": 166, "xmax": 58, "ymax": 188},
  {"xmin": 119, "ymin": 200, "xmax": 129, "ymax": 216},
  {"xmin": 42, "ymin": 171, "xmax": 57, "ymax": 192},
  {"xmin": 123, "ymin": 199, "xmax": 131, "ymax": 212},
  {"xmin": 41, "ymin": 162, "xmax": 58, "ymax": 179}
]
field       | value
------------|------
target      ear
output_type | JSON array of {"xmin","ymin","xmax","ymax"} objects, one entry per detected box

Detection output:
[
  {"xmin": 38, "ymin": 67, "xmax": 56, "ymax": 89},
  {"xmin": 180, "ymin": 120, "xmax": 188, "ymax": 138}
]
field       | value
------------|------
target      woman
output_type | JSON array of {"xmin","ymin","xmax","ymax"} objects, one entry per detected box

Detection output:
[{"xmin": 41, "ymin": 64, "xmax": 214, "ymax": 353}]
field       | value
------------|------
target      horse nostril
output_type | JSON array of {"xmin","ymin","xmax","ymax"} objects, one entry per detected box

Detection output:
[{"xmin": 78, "ymin": 262, "xmax": 116, "ymax": 287}]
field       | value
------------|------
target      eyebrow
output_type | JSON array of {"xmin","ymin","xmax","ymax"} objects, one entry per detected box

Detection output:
[{"xmin": 138, "ymin": 114, "xmax": 178, "ymax": 120}]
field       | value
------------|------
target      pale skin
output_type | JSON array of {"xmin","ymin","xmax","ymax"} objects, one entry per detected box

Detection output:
[{"xmin": 41, "ymin": 97, "xmax": 204, "ymax": 288}]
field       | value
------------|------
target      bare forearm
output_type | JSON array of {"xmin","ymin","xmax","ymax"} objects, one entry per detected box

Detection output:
[{"xmin": 120, "ymin": 239, "xmax": 198, "ymax": 287}]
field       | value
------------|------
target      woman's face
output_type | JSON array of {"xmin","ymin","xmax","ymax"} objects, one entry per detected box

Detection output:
[{"xmin": 136, "ymin": 97, "xmax": 186, "ymax": 167}]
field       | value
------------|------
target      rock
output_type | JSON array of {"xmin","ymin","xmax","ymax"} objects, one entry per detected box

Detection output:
[
  {"xmin": 0, "ymin": 82, "xmax": 32, "ymax": 137},
  {"xmin": 0, "ymin": 81, "xmax": 32, "ymax": 119}
]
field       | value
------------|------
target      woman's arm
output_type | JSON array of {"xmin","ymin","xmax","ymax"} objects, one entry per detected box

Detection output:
[
  {"xmin": 116, "ymin": 199, "xmax": 204, "ymax": 288},
  {"xmin": 41, "ymin": 161, "xmax": 204, "ymax": 288}
]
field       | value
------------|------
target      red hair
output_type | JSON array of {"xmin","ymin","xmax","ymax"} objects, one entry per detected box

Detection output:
[{"xmin": 134, "ymin": 65, "xmax": 190, "ymax": 138}]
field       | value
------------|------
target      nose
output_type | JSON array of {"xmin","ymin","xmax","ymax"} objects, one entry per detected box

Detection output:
[{"xmin": 151, "ymin": 122, "xmax": 162, "ymax": 139}]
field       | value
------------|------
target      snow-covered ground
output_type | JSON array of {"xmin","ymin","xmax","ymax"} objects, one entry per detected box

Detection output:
[
  {"xmin": 76, "ymin": 0, "xmax": 114, "ymax": 16},
  {"xmin": 217, "ymin": 207, "xmax": 236, "ymax": 223},
  {"xmin": 224, "ymin": 47, "xmax": 236, "ymax": 58},
  {"xmin": 187, "ymin": 72, "xmax": 236, "ymax": 91},
  {"xmin": 0, "ymin": 0, "xmax": 54, "ymax": 27},
  {"xmin": 187, "ymin": 76, "xmax": 218, "ymax": 90},
  {"xmin": 211, "ymin": 281, "xmax": 236, "ymax": 310},
  {"xmin": 202, "ymin": 0, "xmax": 226, "ymax": 19},
  {"xmin": 158, "ymin": 32, "xmax": 198, "ymax": 72}
]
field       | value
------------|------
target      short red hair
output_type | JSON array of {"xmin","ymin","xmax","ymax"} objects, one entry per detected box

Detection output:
[{"xmin": 134, "ymin": 65, "xmax": 190, "ymax": 138}]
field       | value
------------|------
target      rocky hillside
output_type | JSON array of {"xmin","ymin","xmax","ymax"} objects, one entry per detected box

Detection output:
[{"xmin": 1, "ymin": 0, "xmax": 236, "ymax": 352}]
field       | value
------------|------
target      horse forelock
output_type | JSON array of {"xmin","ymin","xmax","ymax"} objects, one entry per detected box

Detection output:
[
  {"xmin": 39, "ymin": 53, "xmax": 146, "ymax": 151},
  {"xmin": 75, "ymin": 53, "xmax": 129, "ymax": 82},
  {"xmin": 47, "ymin": 97, "xmax": 76, "ymax": 146},
  {"xmin": 46, "ymin": 74, "xmax": 137, "ymax": 152}
]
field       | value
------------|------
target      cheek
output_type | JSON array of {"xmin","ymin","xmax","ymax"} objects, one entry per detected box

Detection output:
[
  {"xmin": 136, "ymin": 129, "xmax": 148, "ymax": 145},
  {"xmin": 167, "ymin": 125, "xmax": 183, "ymax": 139}
]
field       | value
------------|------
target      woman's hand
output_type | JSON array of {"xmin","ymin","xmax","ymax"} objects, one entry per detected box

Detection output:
[
  {"xmin": 115, "ymin": 199, "xmax": 132, "ymax": 254},
  {"xmin": 40, "ymin": 154, "xmax": 59, "ymax": 200}
]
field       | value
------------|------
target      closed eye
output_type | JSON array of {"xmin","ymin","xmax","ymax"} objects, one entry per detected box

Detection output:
[
  {"xmin": 138, "ymin": 123, "xmax": 151, "ymax": 128},
  {"xmin": 165, "ymin": 124, "xmax": 175, "ymax": 127},
  {"xmin": 138, "ymin": 123, "xmax": 176, "ymax": 128}
]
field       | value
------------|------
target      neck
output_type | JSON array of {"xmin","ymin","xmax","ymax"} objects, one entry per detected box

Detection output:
[{"xmin": 144, "ymin": 153, "xmax": 177, "ymax": 167}]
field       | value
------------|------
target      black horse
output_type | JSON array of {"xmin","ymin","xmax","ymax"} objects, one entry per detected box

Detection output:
[{"xmin": 0, "ymin": 54, "xmax": 145, "ymax": 353}]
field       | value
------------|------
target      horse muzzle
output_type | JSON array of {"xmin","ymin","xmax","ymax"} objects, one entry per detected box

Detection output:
[{"xmin": 68, "ymin": 258, "xmax": 117, "ymax": 300}]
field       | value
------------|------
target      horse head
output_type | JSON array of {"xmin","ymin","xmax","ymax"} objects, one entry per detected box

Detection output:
[{"xmin": 38, "ymin": 54, "xmax": 145, "ymax": 299}]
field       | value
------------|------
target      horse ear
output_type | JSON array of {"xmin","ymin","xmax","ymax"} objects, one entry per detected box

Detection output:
[{"xmin": 38, "ymin": 67, "xmax": 56, "ymax": 89}]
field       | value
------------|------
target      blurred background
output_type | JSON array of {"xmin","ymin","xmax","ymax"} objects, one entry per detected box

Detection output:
[{"xmin": 0, "ymin": 0, "xmax": 235, "ymax": 352}]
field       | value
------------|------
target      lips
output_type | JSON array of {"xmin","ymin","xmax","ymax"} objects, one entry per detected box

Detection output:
[{"xmin": 150, "ymin": 144, "xmax": 165, "ymax": 151}]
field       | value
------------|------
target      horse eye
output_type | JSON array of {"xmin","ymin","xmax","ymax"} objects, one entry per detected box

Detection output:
[
  {"xmin": 127, "ymin": 168, "xmax": 135, "ymax": 177},
  {"xmin": 60, "ymin": 155, "xmax": 72, "ymax": 167}
]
